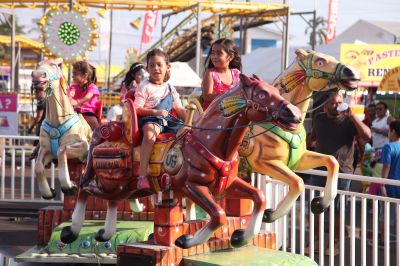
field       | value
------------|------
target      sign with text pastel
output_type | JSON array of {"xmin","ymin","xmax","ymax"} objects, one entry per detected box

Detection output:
[
  {"xmin": 0, "ymin": 93, "xmax": 18, "ymax": 135},
  {"xmin": 340, "ymin": 44, "xmax": 400, "ymax": 86}
]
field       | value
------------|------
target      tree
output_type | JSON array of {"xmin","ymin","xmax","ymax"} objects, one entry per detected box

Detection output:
[
  {"xmin": 0, "ymin": 15, "xmax": 25, "ymax": 35},
  {"xmin": 0, "ymin": 15, "xmax": 25, "ymax": 59},
  {"xmin": 305, "ymin": 16, "xmax": 327, "ymax": 47}
]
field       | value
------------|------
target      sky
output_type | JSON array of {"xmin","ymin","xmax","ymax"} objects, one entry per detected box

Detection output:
[{"xmin": 11, "ymin": 0, "xmax": 400, "ymax": 67}]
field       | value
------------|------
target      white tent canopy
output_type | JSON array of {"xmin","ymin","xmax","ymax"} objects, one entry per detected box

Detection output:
[
  {"xmin": 169, "ymin": 62, "xmax": 202, "ymax": 88},
  {"xmin": 241, "ymin": 44, "xmax": 340, "ymax": 84}
]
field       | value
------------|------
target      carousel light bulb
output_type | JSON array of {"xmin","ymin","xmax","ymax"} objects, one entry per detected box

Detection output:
[{"xmin": 97, "ymin": 9, "xmax": 107, "ymax": 18}]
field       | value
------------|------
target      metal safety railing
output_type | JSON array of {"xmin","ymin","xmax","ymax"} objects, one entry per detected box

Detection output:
[
  {"xmin": 256, "ymin": 170, "xmax": 400, "ymax": 266},
  {"xmin": 2, "ymin": 136, "xmax": 400, "ymax": 265},
  {"xmin": 0, "ymin": 135, "xmax": 62, "ymax": 203}
]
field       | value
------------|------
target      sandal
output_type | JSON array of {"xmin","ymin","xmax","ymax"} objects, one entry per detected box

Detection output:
[{"xmin": 137, "ymin": 176, "xmax": 151, "ymax": 190}]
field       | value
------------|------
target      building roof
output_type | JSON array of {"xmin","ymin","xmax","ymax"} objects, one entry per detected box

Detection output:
[
  {"xmin": 330, "ymin": 20, "xmax": 400, "ymax": 45},
  {"xmin": 367, "ymin": 20, "xmax": 400, "ymax": 39},
  {"xmin": 0, "ymin": 35, "xmax": 44, "ymax": 50}
]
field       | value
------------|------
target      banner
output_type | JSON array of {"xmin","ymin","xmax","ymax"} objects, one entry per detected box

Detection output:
[
  {"xmin": 326, "ymin": 0, "xmax": 339, "ymax": 44},
  {"xmin": 0, "ymin": 93, "xmax": 18, "ymax": 135},
  {"xmin": 379, "ymin": 66, "xmax": 400, "ymax": 92},
  {"xmin": 140, "ymin": 10, "xmax": 158, "ymax": 52},
  {"xmin": 340, "ymin": 44, "xmax": 400, "ymax": 87}
]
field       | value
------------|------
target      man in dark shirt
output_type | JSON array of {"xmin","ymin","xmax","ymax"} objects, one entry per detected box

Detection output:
[
  {"xmin": 29, "ymin": 88, "xmax": 46, "ymax": 160},
  {"xmin": 307, "ymin": 92, "xmax": 371, "ymax": 254}
]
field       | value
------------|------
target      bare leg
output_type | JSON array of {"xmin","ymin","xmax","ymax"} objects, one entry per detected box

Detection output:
[
  {"xmin": 82, "ymin": 114, "xmax": 100, "ymax": 130},
  {"xmin": 138, "ymin": 123, "xmax": 160, "ymax": 189},
  {"xmin": 139, "ymin": 123, "xmax": 160, "ymax": 176}
]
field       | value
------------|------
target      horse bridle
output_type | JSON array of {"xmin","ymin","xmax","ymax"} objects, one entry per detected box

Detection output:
[
  {"xmin": 297, "ymin": 52, "xmax": 346, "ymax": 91},
  {"xmin": 32, "ymin": 63, "xmax": 74, "ymax": 117},
  {"xmin": 241, "ymin": 81, "xmax": 289, "ymax": 122}
]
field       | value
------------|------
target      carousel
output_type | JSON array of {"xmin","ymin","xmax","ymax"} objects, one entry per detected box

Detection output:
[{"xmin": 0, "ymin": 1, "xmax": 361, "ymax": 265}]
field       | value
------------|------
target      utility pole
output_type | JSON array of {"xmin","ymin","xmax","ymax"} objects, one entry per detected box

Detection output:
[
  {"xmin": 312, "ymin": 9, "xmax": 317, "ymax": 50},
  {"xmin": 281, "ymin": 4, "xmax": 290, "ymax": 71},
  {"xmin": 195, "ymin": 2, "xmax": 202, "ymax": 76},
  {"xmin": 107, "ymin": 9, "xmax": 113, "ymax": 90},
  {"xmin": 10, "ymin": 11, "xmax": 15, "ymax": 91}
]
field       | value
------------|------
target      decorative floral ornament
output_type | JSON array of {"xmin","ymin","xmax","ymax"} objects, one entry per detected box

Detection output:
[{"xmin": 38, "ymin": 5, "xmax": 99, "ymax": 62}]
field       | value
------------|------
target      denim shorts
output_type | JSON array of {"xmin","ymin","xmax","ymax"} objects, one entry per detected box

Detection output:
[{"xmin": 138, "ymin": 116, "xmax": 181, "ymax": 133}]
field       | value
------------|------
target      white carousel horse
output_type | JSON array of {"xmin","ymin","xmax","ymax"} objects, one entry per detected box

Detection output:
[{"xmin": 31, "ymin": 58, "xmax": 92, "ymax": 199}]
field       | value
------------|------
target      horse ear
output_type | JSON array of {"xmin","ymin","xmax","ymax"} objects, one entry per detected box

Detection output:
[
  {"xmin": 252, "ymin": 74, "xmax": 261, "ymax": 81},
  {"xmin": 295, "ymin": 49, "xmax": 308, "ymax": 60},
  {"xmin": 54, "ymin": 58, "xmax": 63, "ymax": 65},
  {"xmin": 240, "ymin": 73, "xmax": 253, "ymax": 86}
]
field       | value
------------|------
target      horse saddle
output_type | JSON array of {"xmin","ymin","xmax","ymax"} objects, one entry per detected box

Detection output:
[{"xmin": 133, "ymin": 133, "xmax": 176, "ymax": 177}]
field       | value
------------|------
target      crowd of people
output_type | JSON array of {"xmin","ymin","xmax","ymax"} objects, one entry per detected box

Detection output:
[{"xmin": 30, "ymin": 39, "xmax": 400, "ymax": 242}]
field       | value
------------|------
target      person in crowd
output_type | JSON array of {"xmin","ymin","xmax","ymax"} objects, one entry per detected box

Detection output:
[
  {"xmin": 201, "ymin": 38, "xmax": 241, "ymax": 110},
  {"xmin": 363, "ymin": 103, "xmax": 376, "ymax": 128},
  {"xmin": 371, "ymin": 101, "xmax": 391, "ymax": 152},
  {"xmin": 134, "ymin": 48, "xmax": 186, "ymax": 190},
  {"xmin": 120, "ymin": 62, "xmax": 146, "ymax": 102},
  {"xmin": 377, "ymin": 120, "xmax": 400, "ymax": 246},
  {"xmin": 307, "ymin": 91, "xmax": 371, "ymax": 254},
  {"xmin": 29, "ymin": 86, "xmax": 46, "ymax": 160},
  {"xmin": 69, "ymin": 61, "xmax": 100, "ymax": 130}
]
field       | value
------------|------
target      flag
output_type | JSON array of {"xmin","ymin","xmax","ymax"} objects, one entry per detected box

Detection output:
[
  {"xmin": 326, "ymin": 0, "xmax": 339, "ymax": 44},
  {"xmin": 140, "ymin": 10, "xmax": 158, "ymax": 53}
]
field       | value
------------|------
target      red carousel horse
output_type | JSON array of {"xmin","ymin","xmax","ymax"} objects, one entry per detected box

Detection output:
[{"xmin": 60, "ymin": 74, "xmax": 301, "ymax": 249}]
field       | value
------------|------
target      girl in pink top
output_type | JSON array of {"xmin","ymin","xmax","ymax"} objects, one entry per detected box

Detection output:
[
  {"xmin": 69, "ymin": 61, "xmax": 100, "ymax": 130},
  {"xmin": 202, "ymin": 38, "xmax": 242, "ymax": 110}
]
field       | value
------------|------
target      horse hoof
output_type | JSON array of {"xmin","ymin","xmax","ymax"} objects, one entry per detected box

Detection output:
[
  {"xmin": 42, "ymin": 188, "xmax": 57, "ymax": 200},
  {"xmin": 60, "ymin": 226, "xmax": 78, "ymax": 244},
  {"xmin": 311, "ymin": 197, "xmax": 325, "ymax": 214},
  {"xmin": 95, "ymin": 229, "xmax": 111, "ymax": 242},
  {"xmin": 262, "ymin": 208, "xmax": 275, "ymax": 223},
  {"xmin": 175, "ymin": 234, "xmax": 193, "ymax": 249},
  {"xmin": 147, "ymin": 233, "xmax": 154, "ymax": 241},
  {"xmin": 231, "ymin": 229, "xmax": 247, "ymax": 248},
  {"xmin": 61, "ymin": 181, "xmax": 78, "ymax": 196}
]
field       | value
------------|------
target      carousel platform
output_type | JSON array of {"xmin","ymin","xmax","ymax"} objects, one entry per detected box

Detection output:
[{"xmin": 182, "ymin": 246, "xmax": 317, "ymax": 266}]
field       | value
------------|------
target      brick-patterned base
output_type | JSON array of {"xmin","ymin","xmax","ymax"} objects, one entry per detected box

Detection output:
[{"xmin": 117, "ymin": 231, "xmax": 275, "ymax": 266}]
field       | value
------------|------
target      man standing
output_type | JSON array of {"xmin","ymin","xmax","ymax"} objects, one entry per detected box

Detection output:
[{"xmin": 307, "ymin": 91, "xmax": 371, "ymax": 254}]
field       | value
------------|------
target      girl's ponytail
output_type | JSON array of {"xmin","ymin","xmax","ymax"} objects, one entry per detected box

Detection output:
[{"xmin": 89, "ymin": 64, "xmax": 97, "ymax": 85}]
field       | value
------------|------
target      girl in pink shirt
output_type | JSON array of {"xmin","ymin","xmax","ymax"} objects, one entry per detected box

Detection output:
[
  {"xmin": 69, "ymin": 61, "xmax": 100, "ymax": 130},
  {"xmin": 202, "ymin": 38, "xmax": 241, "ymax": 110}
]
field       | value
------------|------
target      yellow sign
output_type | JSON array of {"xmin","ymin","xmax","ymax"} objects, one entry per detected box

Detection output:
[
  {"xmin": 379, "ymin": 66, "xmax": 400, "ymax": 92},
  {"xmin": 340, "ymin": 44, "xmax": 400, "ymax": 86}
]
